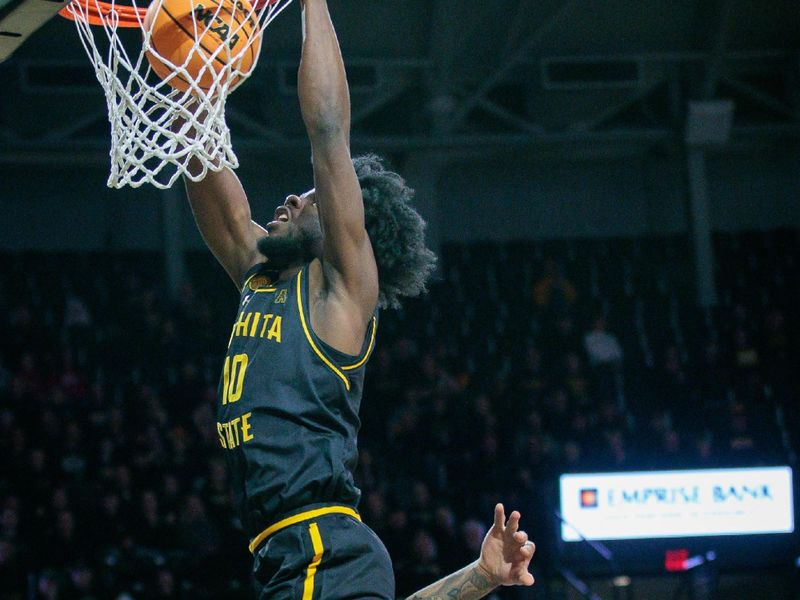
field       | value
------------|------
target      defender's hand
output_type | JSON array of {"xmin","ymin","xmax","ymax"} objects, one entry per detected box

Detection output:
[{"xmin": 476, "ymin": 504, "xmax": 535, "ymax": 587}]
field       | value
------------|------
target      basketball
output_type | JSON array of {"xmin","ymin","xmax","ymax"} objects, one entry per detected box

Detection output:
[{"xmin": 143, "ymin": 0, "xmax": 261, "ymax": 93}]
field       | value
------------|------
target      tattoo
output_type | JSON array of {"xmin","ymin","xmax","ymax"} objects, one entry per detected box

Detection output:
[{"xmin": 406, "ymin": 562, "xmax": 495, "ymax": 600}]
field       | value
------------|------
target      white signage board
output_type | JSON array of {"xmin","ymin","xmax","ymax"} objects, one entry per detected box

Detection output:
[{"xmin": 560, "ymin": 467, "xmax": 794, "ymax": 541}]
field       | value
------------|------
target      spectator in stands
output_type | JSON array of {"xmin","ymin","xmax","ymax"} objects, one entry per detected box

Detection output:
[
  {"xmin": 733, "ymin": 327, "xmax": 760, "ymax": 377},
  {"xmin": 401, "ymin": 530, "xmax": 441, "ymax": 593},
  {"xmin": 583, "ymin": 315, "xmax": 623, "ymax": 367},
  {"xmin": 64, "ymin": 562, "xmax": 97, "ymax": 599},
  {"xmin": 461, "ymin": 519, "xmax": 487, "ymax": 564},
  {"xmin": 36, "ymin": 569, "xmax": 61, "ymax": 600},
  {"xmin": 0, "ymin": 538, "xmax": 25, "ymax": 598},
  {"xmin": 583, "ymin": 314, "xmax": 624, "ymax": 406},
  {"xmin": 533, "ymin": 258, "xmax": 577, "ymax": 314},
  {"xmin": 178, "ymin": 495, "xmax": 220, "ymax": 558},
  {"xmin": 432, "ymin": 506, "xmax": 461, "ymax": 573},
  {"xmin": 0, "ymin": 231, "xmax": 796, "ymax": 597},
  {"xmin": 0, "ymin": 359, "xmax": 9, "ymax": 395},
  {"xmin": 656, "ymin": 345, "xmax": 692, "ymax": 420}
]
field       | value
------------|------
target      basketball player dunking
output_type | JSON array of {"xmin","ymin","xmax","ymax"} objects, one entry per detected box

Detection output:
[{"xmin": 183, "ymin": 0, "xmax": 535, "ymax": 597}]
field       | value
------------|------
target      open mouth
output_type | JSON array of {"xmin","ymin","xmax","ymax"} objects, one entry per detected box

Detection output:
[{"xmin": 273, "ymin": 206, "xmax": 291, "ymax": 222}]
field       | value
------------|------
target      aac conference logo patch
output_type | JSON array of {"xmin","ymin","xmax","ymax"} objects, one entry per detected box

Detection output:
[{"xmin": 580, "ymin": 488, "xmax": 599, "ymax": 508}]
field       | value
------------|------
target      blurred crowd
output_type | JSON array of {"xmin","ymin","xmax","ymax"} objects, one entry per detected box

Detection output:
[{"xmin": 0, "ymin": 230, "xmax": 797, "ymax": 599}]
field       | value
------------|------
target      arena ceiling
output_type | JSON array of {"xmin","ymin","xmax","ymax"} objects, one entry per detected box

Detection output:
[{"xmin": 0, "ymin": 0, "xmax": 798, "ymax": 164}]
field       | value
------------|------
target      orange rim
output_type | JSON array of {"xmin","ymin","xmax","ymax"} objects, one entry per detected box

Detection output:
[
  {"xmin": 59, "ymin": 0, "xmax": 147, "ymax": 28},
  {"xmin": 59, "ymin": 0, "xmax": 276, "ymax": 28}
]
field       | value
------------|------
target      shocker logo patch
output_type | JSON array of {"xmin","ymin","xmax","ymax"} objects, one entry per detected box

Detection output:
[{"xmin": 248, "ymin": 275, "xmax": 273, "ymax": 291}]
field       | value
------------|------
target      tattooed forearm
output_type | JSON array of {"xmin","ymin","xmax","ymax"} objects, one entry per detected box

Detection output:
[{"xmin": 406, "ymin": 561, "xmax": 496, "ymax": 600}]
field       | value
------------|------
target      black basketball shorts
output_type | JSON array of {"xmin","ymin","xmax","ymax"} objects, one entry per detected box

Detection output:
[{"xmin": 252, "ymin": 507, "xmax": 395, "ymax": 600}]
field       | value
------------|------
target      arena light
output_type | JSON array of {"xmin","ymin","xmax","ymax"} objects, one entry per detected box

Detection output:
[
  {"xmin": 664, "ymin": 549, "xmax": 689, "ymax": 572},
  {"xmin": 559, "ymin": 467, "xmax": 794, "ymax": 542},
  {"xmin": 665, "ymin": 549, "xmax": 717, "ymax": 573}
]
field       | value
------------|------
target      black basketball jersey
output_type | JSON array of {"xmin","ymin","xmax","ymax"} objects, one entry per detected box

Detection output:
[{"xmin": 216, "ymin": 262, "xmax": 377, "ymax": 539}]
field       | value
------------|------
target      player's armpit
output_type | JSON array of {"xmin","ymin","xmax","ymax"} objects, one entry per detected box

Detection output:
[{"xmin": 311, "ymin": 157, "xmax": 379, "ymax": 322}]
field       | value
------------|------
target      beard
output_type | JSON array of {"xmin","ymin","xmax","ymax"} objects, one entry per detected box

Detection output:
[{"xmin": 256, "ymin": 223, "xmax": 320, "ymax": 270}]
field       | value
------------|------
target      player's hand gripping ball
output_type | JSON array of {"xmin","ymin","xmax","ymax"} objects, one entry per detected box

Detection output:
[{"xmin": 144, "ymin": 0, "xmax": 261, "ymax": 93}]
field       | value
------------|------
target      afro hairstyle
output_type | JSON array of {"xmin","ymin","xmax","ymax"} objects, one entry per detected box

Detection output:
[{"xmin": 353, "ymin": 154, "xmax": 437, "ymax": 309}]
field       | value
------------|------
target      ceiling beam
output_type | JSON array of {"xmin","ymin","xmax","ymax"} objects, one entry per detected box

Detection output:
[
  {"xmin": 719, "ymin": 74, "xmax": 798, "ymax": 121},
  {"xmin": 503, "ymin": 0, "xmax": 537, "ymax": 57},
  {"xmin": 702, "ymin": 0, "xmax": 733, "ymax": 99},
  {"xmin": 475, "ymin": 96, "xmax": 543, "ymax": 135},
  {"xmin": 568, "ymin": 78, "xmax": 666, "ymax": 132},
  {"xmin": 432, "ymin": 0, "xmax": 499, "ymax": 83},
  {"xmin": 3, "ymin": 124, "xmax": 798, "ymax": 167},
  {"xmin": 351, "ymin": 79, "xmax": 412, "ymax": 127},
  {"xmin": 443, "ymin": 0, "xmax": 578, "ymax": 133}
]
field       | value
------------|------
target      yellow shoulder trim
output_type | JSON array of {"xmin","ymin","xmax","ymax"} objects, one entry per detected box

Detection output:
[
  {"xmin": 342, "ymin": 316, "xmax": 377, "ymax": 371},
  {"xmin": 296, "ymin": 270, "xmax": 351, "ymax": 391}
]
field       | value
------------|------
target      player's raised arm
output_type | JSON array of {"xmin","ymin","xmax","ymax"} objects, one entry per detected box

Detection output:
[
  {"xmin": 181, "ymin": 130, "xmax": 265, "ymax": 288},
  {"xmin": 298, "ymin": 0, "xmax": 378, "ymax": 315}
]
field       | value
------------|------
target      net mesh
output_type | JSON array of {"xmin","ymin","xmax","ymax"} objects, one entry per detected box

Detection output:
[{"xmin": 63, "ymin": 0, "xmax": 292, "ymax": 189}]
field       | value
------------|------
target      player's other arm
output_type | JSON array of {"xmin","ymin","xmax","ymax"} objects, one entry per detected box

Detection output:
[
  {"xmin": 183, "ymin": 164, "xmax": 265, "ymax": 288},
  {"xmin": 406, "ymin": 505, "xmax": 535, "ymax": 600},
  {"xmin": 406, "ymin": 562, "xmax": 495, "ymax": 600},
  {"xmin": 298, "ymin": 0, "xmax": 378, "ymax": 318}
]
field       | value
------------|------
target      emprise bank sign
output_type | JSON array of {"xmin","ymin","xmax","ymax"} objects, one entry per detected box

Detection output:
[{"xmin": 560, "ymin": 467, "xmax": 794, "ymax": 541}]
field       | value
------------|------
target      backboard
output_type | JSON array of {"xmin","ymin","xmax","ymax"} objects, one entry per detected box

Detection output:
[{"xmin": 0, "ymin": 0, "xmax": 66, "ymax": 63}]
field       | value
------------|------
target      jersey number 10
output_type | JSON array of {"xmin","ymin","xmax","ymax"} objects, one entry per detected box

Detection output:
[{"xmin": 222, "ymin": 353, "xmax": 249, "ymax": 404}]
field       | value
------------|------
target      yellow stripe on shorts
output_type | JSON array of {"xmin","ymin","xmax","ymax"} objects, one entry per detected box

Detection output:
[
  {"xmin": 302, "ymin": 522, "xmax": 324, "ymax": 600},
  {"xmin": 248, "ymin": 505, "xmax": 360, "ymax": 554}
]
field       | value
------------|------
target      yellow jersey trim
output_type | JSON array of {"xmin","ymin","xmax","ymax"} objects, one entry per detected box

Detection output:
[
  {"xmin": 248, "ymin": 505, "xmax": 361, "ymax": 554},
  {"xmin": 296, "ymin": 270, "xmax": 351, "ymax": 391},
  {"xmin": 341, "ymin": 316, "xmax": 377, "ymax": 371},
  {"xmin": 302, "ymin": 522, "xmax": 325, "ymax": 600},
  {"xmin": 253, "ymin": 288, "xmax": 277, "ymax": 293},
  {"xmin": 241, "ymin": 272, "xmax": 259, "ymax": 292}
]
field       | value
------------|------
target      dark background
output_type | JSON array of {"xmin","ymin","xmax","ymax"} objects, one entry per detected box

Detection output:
[{"xmin": 0, "ymin": 0, "xmax": 799, "ymax": 598}]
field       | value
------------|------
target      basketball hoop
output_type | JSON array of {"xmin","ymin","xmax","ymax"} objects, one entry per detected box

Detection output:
[
  {"xmin": 58, "ymin": 0, "xmax": 292, "ymax": 189},
  {"xmin": 59, "ymin": 0, "xmax": 144, "ymax": 28},
  {"xmin": 58, "ymin": 0, "xmax": 277, "ymax": 28}
]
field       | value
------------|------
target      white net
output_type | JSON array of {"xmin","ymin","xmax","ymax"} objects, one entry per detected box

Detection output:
[{"xmin": 63, "ymin": 0, "xmax": 292, "ymax": 189}]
